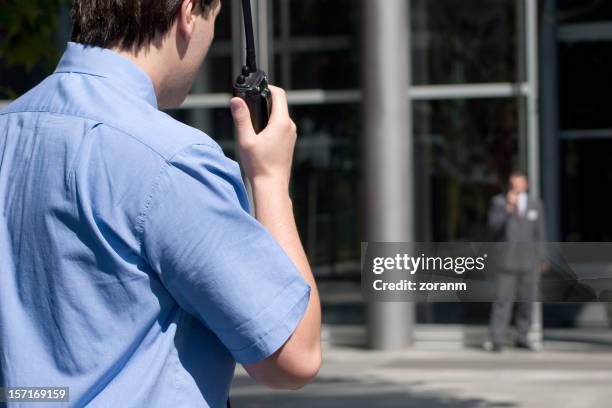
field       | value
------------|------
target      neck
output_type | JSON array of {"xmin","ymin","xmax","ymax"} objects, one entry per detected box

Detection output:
[
  {"xmin": 114, "ymin": 50, "xmax": 163, "ymax": 99},
  {"xmin": 112, "ymin": 35, "xmax": 180, "ymax": 108}
]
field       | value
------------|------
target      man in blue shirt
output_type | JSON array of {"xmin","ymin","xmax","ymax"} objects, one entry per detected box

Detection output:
[{"xmin": 0, "ymin": 0, "xmax": 321, "ymax": 406}]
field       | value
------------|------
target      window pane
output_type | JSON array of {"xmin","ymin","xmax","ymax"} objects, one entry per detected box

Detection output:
[
  {"xmin": 285, "ymin": 50, "xmax": 360, "ymax": 89},
  {"xmin": 191, "ymin": 55, "xmax": 233, "ymax": 94},
  {"xmin": 272, "ymin": 0, "xmax": 361, "ymax": 89},
  {"xmin": 561, "ymin": 138, "xmax": 612, "ymax": 242},
  {"xmin": 558, "ymin": 41, "xmax": 612, "ymax": 130},
  {"xmin": 414, "ymin": 98, "xmax": 520, "ymax": 241},
  {"xmin": 411, "ymin": 0, "xmax": 518, "ymax": 85},
  {"xmin": 272, "ymin": 0, "xmax": 518, "ymax": 88},
  {"xmin": 557, "ymin": 0, "xmax": 612, "ymax": 23},
  {"xmin": 191, "ymin": 2, "xmax": 233, "ymax": 94},
  {"xmin": 276, "ymin": 0, "xmax": 360, "ymax": 37},
  {"xmin": 214, "ymin": 1, "xmax": 233, "ymax": 40},
  {"xmin": 289, "ymin": 104, "xmax": 362, "ymax": 277}
]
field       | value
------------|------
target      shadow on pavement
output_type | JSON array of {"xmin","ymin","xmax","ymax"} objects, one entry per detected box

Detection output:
[{"xmin": 230, "ymin": 376, "xmax": 517, "ymax": 408}]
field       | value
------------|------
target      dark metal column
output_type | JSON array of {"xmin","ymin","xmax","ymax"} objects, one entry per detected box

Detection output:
[{"xmin": 363, "ymin": 0, "xmax": 415, "ymax": 350}]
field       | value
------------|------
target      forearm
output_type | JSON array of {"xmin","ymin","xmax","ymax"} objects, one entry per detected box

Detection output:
[
  {"xmin": 232, "ymin": 87, "xmax": 320, "ymax": 388},
  {"xmin": 251, "ymin": 178, "xmax": 321, "ymax": 353}
]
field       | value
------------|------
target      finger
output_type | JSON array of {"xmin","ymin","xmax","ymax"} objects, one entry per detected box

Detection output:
[
  {"xmin": 230, "ymin": 97, "xmax": 256, "ymax": 140},
  {"xmin": 268, "ymin": 85, "xmax": 289, "ymax": 123}
]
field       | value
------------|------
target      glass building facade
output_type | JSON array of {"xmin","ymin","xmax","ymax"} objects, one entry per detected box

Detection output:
[{"xmin": 1, "ymin": 0, "xmax": 611, "ymax": 328}]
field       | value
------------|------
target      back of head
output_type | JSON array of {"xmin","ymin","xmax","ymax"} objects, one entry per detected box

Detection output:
[
  {"xmin": 70, "ymin": 0, "xmax": 220, "ymax": 108},
  {"xmin": 71, "ymin": 0, "xmax": 215, "ymax": 51}
]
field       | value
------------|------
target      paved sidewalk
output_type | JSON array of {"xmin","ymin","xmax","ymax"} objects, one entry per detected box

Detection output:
[{"xmin": 230, "ymin": 346, "xmax": 612, "ymax": 408}]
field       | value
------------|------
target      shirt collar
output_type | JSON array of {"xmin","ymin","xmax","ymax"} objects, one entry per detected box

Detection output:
[{"xmin": 55, "ymin": 42, "xmax": 158, "ymax": 109}]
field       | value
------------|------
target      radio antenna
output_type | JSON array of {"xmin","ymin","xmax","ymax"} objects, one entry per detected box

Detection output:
[{"xmin": 241, "ymin": 0, "xmax": 257, "ymax": 72}]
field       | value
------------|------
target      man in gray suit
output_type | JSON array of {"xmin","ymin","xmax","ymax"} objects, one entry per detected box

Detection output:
[{"xmin": 488, "ymin": 171, "xmax": 548, "ymax": 352}]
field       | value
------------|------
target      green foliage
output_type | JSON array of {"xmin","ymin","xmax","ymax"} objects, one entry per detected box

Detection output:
[{"xmin": 0, "ymin": 0, "xmax": 68, "ymax": 71}]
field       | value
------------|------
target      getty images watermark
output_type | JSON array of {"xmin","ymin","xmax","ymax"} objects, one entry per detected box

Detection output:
[
  {"xmin": 372, "ymin": 252, "xmax": 488, "ymax": 292},
  {"xmin": 362, "ymin": 242, "xmax": 612, "ymax": 302}
]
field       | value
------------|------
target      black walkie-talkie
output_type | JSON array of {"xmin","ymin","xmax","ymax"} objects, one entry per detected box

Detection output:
[{"xmin": 233, "ymin": 0, "xmax": 272, "ymax": 133}]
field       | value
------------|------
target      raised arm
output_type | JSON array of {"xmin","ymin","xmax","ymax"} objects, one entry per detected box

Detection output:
[
  {"xmin": 488, "ymin": 194, "xmax": 511, "ymax": 239},
  {"xmin": 230, "ymin": 86, "xmax": 321, "ymax": 390}
]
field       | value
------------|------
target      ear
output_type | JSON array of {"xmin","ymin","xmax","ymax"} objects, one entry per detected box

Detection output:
[{"xmin": 176, "ymin": 0, "xmax": 197, "ymax": 41}]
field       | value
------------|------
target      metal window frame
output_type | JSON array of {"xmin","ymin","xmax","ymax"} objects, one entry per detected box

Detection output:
[
  {"xmin": 560, "ymin": 128, "xmax": 612, "ymax": 140},
  {"xmin": 0, "ymin": 82, "xmax": 531, "ymax": 110},
  {"xmin": 558, "ymin": 22, "xmax": 612, "ymax": 42},
  {"xmin": 176, "ymin": 82, "xmax": 533, "ymax": 110}
]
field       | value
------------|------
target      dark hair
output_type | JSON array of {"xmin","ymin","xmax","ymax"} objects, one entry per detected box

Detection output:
[{"xmin": 71, "ymin": 0, "xmax": 215, "ymax": 50}]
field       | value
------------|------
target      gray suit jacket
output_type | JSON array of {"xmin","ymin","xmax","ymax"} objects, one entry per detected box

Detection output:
[{"xmin": 488, "ymin": 194, "xmax": 548, "ymax": 272}]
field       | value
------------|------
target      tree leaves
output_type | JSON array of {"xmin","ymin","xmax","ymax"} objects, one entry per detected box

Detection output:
[{"xmin": 0, "ymin": 0, "xmax": 68, "ymax": 71}]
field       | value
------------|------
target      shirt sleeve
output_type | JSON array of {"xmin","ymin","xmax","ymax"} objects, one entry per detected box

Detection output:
[{"xmin": 141, "ymin": 143, "xmax": 311, "ymax": 365}]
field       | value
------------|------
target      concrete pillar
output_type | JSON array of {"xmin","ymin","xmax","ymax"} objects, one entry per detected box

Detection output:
[
  {"xmin": 363, "ymin": 0, "xmax": 415, "ymax": 349},
  {"xmin": 524, "ymin": 0, "xmax": 544, "ymax": 348}
]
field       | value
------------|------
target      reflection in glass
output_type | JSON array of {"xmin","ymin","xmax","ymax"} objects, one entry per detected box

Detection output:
[
  {"xmin": 274, "ymin": 0, "xmax": 360, "ymax": 37},
  {"xmin": 190, "ymin": 0, "xmax": 233, "ymax": 94},
  {"xmin": 558, "ymin": 41, "xmax": 612, "ymax": 130},
  {"xmin": 411, "ymin": 0, "xmax": 517, "ymax": 85},
  {"xmin": 557, "ymin": 0, "xmax": 612, "ymax": 23},
  {"xmin": 271, "ymin": 0, "xmax": 361, "ymax": 89},
  {"xmin": 289, "ymin": 104, "xmax": 361, "ymax": 277},
  {"xmin": 414, "ymin": 98, "xmax": 519, "ymax": 241},
  {"xmin": 286, "ymin": 50, "xmax": 360, "ymax": 89},
  {"xmin": 562, "ymin": 138, "xmax": 612, "ymax": 242}
]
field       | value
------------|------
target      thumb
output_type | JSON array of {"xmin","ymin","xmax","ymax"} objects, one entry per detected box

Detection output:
[{"xmin": 230, "ymin": 98, "xmax": 256, "ymax": 139}]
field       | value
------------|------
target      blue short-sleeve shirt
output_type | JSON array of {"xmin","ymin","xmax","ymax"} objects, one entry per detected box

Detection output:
[{"xmin": 0, "ymin": 43, "xmax": 310, "ymax": 408}]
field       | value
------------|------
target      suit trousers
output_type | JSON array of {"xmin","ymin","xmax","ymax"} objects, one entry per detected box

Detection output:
[{"xmin": 490, "ymin": 268, "xmax": 539, "ymax": 346}]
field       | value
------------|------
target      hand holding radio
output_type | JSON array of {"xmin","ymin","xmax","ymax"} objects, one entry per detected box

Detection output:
[
  {"xmin": 233, "ymin": 0, "xmax": 272, "ymax": 133},
  {"xmin": 231, "ymin": 86, "xmax": 297, "ymax": 189},
  {"xmin": 232, "ymin": 0, "xmax": 294, "ymax": 188}
]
